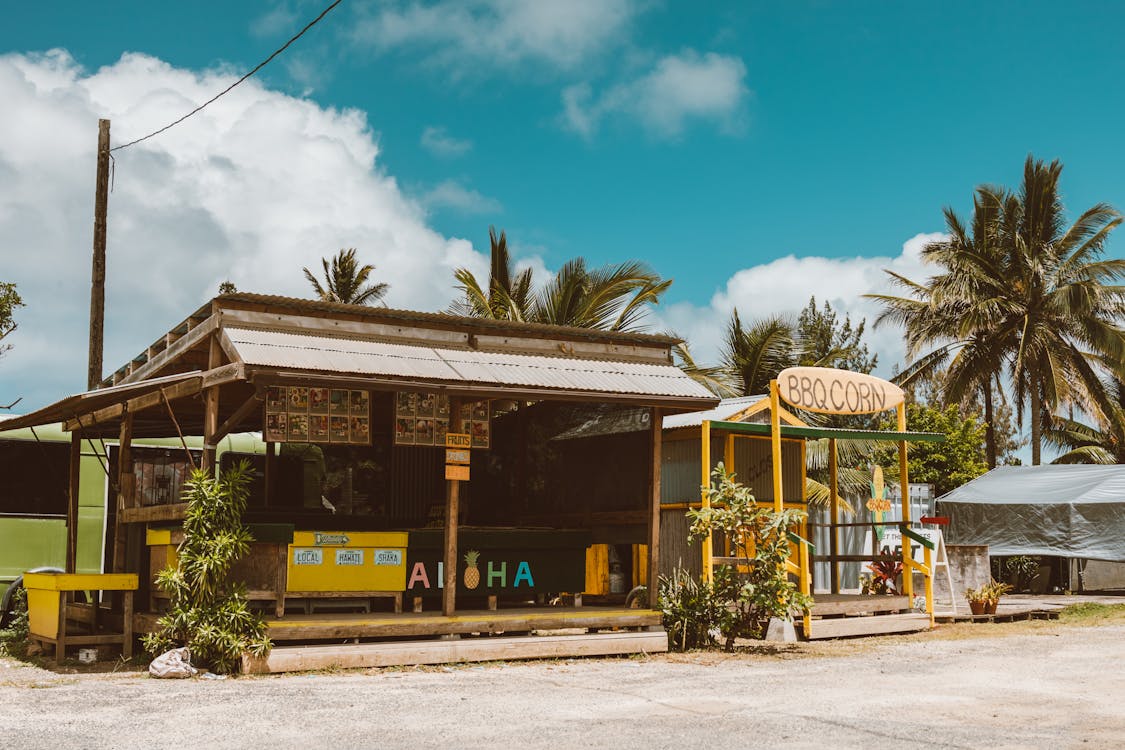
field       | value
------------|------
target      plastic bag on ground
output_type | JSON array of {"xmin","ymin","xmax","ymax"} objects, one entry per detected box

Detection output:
[{"xmin": 149, "ymin": 647, "xmax": 200, "ymax": 679}]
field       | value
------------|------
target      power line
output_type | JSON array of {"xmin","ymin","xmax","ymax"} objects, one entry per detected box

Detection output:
[{"xmin": 110, "ymin": 0, "xmax": 343, "ymax": 153}]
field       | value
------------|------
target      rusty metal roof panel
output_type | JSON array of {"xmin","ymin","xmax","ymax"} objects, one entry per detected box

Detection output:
[{"xmin": 226, "ymin": 328, "xmax": 714, "ymax": 400}]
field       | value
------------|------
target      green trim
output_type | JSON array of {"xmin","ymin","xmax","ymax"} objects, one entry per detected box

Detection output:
[
  {"xmin": 709, "ymin": 420, "xmax": 946, "ymax": 443},
  {"xmin": 787, "ymin": 532, "xmax": 816, "ymax": 553},
  {"xmin": 899, "ymin": 524, "xmax": 935, "ymax": 550}
]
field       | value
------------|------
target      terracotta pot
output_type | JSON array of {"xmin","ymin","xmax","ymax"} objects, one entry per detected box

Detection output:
[
  {"xmin": 969, "ymin": 600, "xmax": 986, "ymax": 616},
  {"xmin": 985, "ymin": 600, "xmax": 998, "ymax": 614}
]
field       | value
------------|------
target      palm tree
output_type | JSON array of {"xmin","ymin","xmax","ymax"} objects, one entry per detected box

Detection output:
[
  {"xmin": 452, "ymin": 229, "xmax": 671, "ymax": 332},
  {"xmin": 721, "ymin": 311, "xmax": 800, "ymax": 396},
  {"xmin": 871, "ymin": 157, "xmax": 1125, "ymax": 464},
  {"xmin": 531, "ymin": 258, "xmax": 671, "ymax": 331},
  {"xmin": 303, "ymin": 248, "xmax": 389, "ymax": 306},
  {"xmin": 451, "ymin": 227, "xmax": 534, "ymax": 321},
  {"xmin": 672, "ymin": 342, "xmax": 739, "ymax": 397},
  {"xmin": 1000, "ymin": 157, "xmax": 1124, "ymax": 463},
  {"xmin": 868, "ymin": 186, "xmax": 1012, "ymax": 467},
  {"xmin": 1046, "ymin": 370, "xmax": 1125, "ymax": 464}
]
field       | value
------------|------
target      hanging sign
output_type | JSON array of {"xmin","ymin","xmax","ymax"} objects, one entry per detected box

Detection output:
[
  {"xmin": 446, "ymin": 448, "xmax": 471, "ymax": 465},
  {"xmin": 777, "ymin": 367, "xmax": 904, "ymax": 415},
  {"xmin": 445, "ymin": 464, "xmax": 470, "ymax": 481},
  {"xmin": 445, "ymin": 433, "xmax": 472, "ymax": 449}
]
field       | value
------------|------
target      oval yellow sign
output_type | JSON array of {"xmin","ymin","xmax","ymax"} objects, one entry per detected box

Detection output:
[{"xmin": 776, "ymin": 367, "xmax": 904, "ymax": 415}]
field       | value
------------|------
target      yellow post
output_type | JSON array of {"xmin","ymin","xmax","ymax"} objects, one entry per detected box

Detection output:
[
  {"xmin": 701, "ymin": 419, "xmax": 713, "ymax": 582},
  {"xmin": 897, "ymin": 403, "xmax": 914, "ymax": 599},
  {"xmin": 724, "ymin": 432, "xmax": 734, "ymax": 478},
  {"xmin": 799, "ymin": 536, "xmax": 811, "ymax": 636},
  {"xmin": 828, "ymin": 437, "xmax": 840, "ymax": 594},
  {"xmin": 924, "ymin": 545, "xmax": 934, "ymax": 627},
  {"xmin": 769, "ymin": 380, "xmax": 783, "ymax": 514}
]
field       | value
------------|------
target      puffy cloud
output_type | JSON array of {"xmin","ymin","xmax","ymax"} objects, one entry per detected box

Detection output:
[
  {"xmin": 420, "ymin": 125, "xmax": 472, "ymax": 157},
  {"xmin": 562, "ymin": 50, "xmax": 749, "ymax": 139},
  {"xmin": 0, "ymin": 50, "xmax": 488, "ymax": 409},
  {"xmin": 421, "ymin": 180, "xmax": 502, "ymax": 215},
  {"xmin": 350, "ymin": 0, "xmax": 640, "ymax": 73},
  {"xmin": 654, "ymin": 233, "xmax": 946, "ymax": 377}
]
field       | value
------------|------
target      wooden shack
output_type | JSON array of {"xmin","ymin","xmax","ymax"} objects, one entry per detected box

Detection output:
[{"xmin": 5, "ymin": 293, "xmax": 718, "ymax": 670}]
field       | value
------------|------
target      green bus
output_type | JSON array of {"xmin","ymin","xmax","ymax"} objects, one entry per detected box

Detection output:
[{"xmin": 0, "ymin": 419, "xmax": 266, "ymax": 623}]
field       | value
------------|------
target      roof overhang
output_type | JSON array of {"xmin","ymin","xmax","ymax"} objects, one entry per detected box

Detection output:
[{"xmin": 709, "ymin": 419, "xmax": 947, "ymax": 443}]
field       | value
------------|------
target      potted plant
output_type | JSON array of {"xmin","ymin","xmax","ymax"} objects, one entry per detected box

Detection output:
[
  {"xmin": 964, "ymin": 585, "xmax": 988, "ymax": 616},
  {"xmin": 982, "ymin": 579, "xmax": 1013, "ymax": 614}
]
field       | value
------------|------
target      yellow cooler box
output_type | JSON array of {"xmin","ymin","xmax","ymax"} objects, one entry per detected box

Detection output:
[{"xmin": 286, "ymin": 531, "xmax": 408, "ymax": 593}]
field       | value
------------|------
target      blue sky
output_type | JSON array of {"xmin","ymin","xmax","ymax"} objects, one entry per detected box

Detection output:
[{"xmin": 1, "ymin": 1, "xmax": 1123, "ymax": 415}]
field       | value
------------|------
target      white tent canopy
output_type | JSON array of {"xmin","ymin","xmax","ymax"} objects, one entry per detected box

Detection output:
[{"xmin": 938, "ymin": 465, "xmax": 1125, "ymax": 562}]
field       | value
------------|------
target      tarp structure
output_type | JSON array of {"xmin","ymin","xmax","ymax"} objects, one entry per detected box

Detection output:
[{"xmin": 938, "ymin": 465, "xmax": 1125, "ymax": 562}]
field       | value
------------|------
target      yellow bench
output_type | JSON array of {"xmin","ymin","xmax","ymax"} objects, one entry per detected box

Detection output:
[{"xmin": 24, "ymin": 573, "xmax": 138, "ymax": 663}]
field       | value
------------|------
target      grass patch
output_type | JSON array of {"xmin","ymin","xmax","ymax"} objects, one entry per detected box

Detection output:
[{"xmin": 1059, "ymin": 602, "xmax": 1125, "ymax": 624}]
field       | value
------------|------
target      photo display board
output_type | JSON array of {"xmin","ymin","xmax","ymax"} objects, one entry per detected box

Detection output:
[
  {"xmin": 394, "ymin": 392, "xmax": 490, "ymax": 448},
  {"xmin": 264, "ymin": 386, "xmax": 370, "ymax": 445}
]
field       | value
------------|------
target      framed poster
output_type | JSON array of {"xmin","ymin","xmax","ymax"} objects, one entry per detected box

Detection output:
[
  {"xmin": 309, "ymin": 415, "xmax": 330, "ymax": 443},
  {"xmin": 330, "ymin": 389, "xmax": 349, "ymax": 414},
  {"xmin": 330, "ymin": 416, "xmax": 350, "ymax": 442},
  {"xmin": 288, "ymin": 413, "xmax": 309, "ymax": 441},
  {"xmin": 265, "ymin": 386, "xmax": 286, "ymax": 413},
  {"xmin": 309, "ymin": 387, "xmax": 329, "ymax": 415},
  {"xmin": 393, "ymin": 393, "xmax": 489, "ymax": 448},
  {"xmin": 289, "ymin": 387, "xmax": 309, "ymax": 412},
  {"xmin": 351, "ymin": 416, "xmax": 370, "ymax": 444},
  {"xmin": 265, "ymin": 412, "xmax": 287, "ymax": 442}
]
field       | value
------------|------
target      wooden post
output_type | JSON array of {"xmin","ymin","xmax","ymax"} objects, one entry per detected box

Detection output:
[
  {"xmin": 443, "ymin": 397, "xmax": 462, "ymax": 617},
  {"xmin": 897, "ymin": 403, "xmax": 913, "ymax": 599},
  {"xmin": 264, "ymin": 442, "xmax": 275, "ymax": 507},
  {"xmin": 828, "ymin": 437, "xmax": 839, "ymax": 595},
  {"xmin": 66, "ymin": 431, "xmax": 82, "ymax": 574},
  {"xmin": 112, "ymin": 411, "xmax": 133, "ymax": 574},
  {"xmin": 648, "ymin": 407, "xmax": 662, "ymax": 609},
  {"xmin": 700, "ymin": 419, "xmax": 713, "ymax": 582},
  {"xmin": 202, "ymin": 334, "xmax": 222, "ymax": 473},
  {"xmin": 769, "ymin": 380, "xmax": 783, "ymax": 513},
  {"xmin": 88, "ymin": 119, "xmax": 110, "ymax": 390}
]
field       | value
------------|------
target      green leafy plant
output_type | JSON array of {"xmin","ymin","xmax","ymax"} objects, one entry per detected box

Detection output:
[
  {"xmin": 658, "ymin": 568, "xmax": 723, "ymax": 651},
  {"xmin": 142, "ymin": 462, "xmax": 270, "ymax": 674},
  {"xmin": 860, "ymin": 558, "xmax": 903, "ymax": 595},
  {"xmin": 0, "ymin": 586, "xmax": 29, "ymax": 659},
  {"xmin": 684, "ymin": 464, "xmax": 813, "ymax": 650}
]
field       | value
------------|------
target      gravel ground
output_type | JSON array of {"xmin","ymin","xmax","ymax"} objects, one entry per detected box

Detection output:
[{"xmin": 3, "ymin": 620, "xmax": 1124, "ymax": 749}]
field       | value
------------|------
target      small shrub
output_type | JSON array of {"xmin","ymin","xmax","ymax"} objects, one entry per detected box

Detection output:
[
  {"xmin": 143, "ymin": 462, "xmax": 270, "ymax": 674},
  {"xmin": 0, "ymin": 586, "xmax": 29, "ymax": 659},
  {"xmin": 684, "ymin": 464, "xmax": 813, "ymax": 650},
  {"xmin": 659, "ymin": 569, "xmax": 723, "ymax": 651}
]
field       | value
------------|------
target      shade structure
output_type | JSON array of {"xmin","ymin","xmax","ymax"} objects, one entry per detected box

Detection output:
[{"xmin": 938, "ymin": 465, "xmax": 1125, "ymax": 562}]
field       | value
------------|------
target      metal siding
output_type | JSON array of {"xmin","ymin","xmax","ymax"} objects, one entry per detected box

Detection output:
[{"xmin": 225, "ymin": 327, "xmax": 712, "ymax": 399}]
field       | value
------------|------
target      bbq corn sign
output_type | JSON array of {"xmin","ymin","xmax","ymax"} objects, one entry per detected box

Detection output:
[{"xmin": 777, "ymin": 366, "xmax": 904, "ymax": 415}]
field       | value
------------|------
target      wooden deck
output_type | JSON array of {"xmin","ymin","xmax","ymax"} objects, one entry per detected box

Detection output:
[
  {"xmin": 135, "ymin": 606, "xmax": 662, "ymax": 643},
  {"xmin": 803, "ymin": 594, "xmax": 931, "ymax": 640}
]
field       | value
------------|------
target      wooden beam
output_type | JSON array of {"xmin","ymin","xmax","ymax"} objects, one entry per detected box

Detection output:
[
  {"xmin": 648, "ymin": 407, "xmax": 662, "ymax": 608},
  {"xmin": 898, "ymin": 402, "xmax": 913, "ymax": 599},
  {"xmin": 442, "ymin": 397, "xmax": 463, "ymax": 617},
  {"xmin": 117, "ymin": 313, "xmax": 218, "ymax": 386},
  {"xmin": 243, "ymin": 631, "xmax": 668, "ymax": 674},
  {"xmin": 829, "ymin": 437, "xmax": 839, "ymax": 595},
  {"xmin": 112, "ymin": 411, "xmax": 133, "ymax": 574},
  {"xmin": 63, "ymin": 376, "xmax": 204, "ymax": 431},
  {"xmin": 202, "ymin": 334, "xmax": 222, "ymax": 472},
  {"xmin": 66, "ymin": 431, "xmax": 81, "ymax": 573},
  {"xmin": 211, "ymin": 390, "xmax": 263, "ymax": 445},
  {"xmin": 120, "ymin": 503, "xmax": 189, "ymax": 524},
  {"xmin": 769, "ymin": 380, "xmax": 784, "ymax": 513}
]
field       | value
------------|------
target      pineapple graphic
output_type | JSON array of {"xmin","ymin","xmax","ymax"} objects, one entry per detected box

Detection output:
[{"xmin": 463, "ymin": 550, "xmax": 481, "ymax": 589}]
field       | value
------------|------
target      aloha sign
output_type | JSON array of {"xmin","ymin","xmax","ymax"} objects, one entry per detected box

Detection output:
[{"xmin": 777, "ymin": 367, "xmax": 904, "ymax": 415}]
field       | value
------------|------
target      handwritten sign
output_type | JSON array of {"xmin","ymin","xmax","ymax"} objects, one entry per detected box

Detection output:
[
  {"xmin": 445, "ymin": 464, "xmax": 470, "ymax": 481},
  {"xmin": 445, "ymin": 448, "xmax": 471, "ymax": 465},
  {"xmin": 777, "ymin": 367, "xmax": 904, "ymax": 415},
  {"xmin": 446, "ymin": 433, "xmax": 472, "ymax": 449}
]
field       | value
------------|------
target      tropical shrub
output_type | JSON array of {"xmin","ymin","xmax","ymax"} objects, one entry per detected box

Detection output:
[
  {"xmin": 659, "ymin": 568, "xmax": 723, "ymax": 651},
  {"xmin": 683, "ymin": 465, "xmax": 813, "ymax": 650},
  {"xmin": 143, "ymin": 462, "xmax": 270, "ymax": 673}
]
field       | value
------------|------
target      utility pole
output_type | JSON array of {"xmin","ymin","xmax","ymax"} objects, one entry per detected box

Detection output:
[{"xmin": 88, "ymin": 119, "xmax": 110, "ymax": 390}]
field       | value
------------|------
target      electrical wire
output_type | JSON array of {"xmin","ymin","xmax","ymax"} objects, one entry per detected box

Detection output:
[{"xmin": 109, "ymin": 0, "xmax": 342, "ymax": 153}]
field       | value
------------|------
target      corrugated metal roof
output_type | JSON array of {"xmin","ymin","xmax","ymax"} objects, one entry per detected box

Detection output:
[
  {"xmin": 226, "ymin": 328, "xmax": 716, "ymax": 400},
  {"xmin": 662, "ymin": 395, "xmax": 767, "ymax": 429}
]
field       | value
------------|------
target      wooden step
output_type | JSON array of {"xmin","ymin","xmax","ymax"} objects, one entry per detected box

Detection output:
[
  {"xmin": 242, "ymin": 630, "xmax": 669, "ymax": 674},
  {"xmin": 812, "ymin": 595, "xmax": 911, "ymax": 617},
  {"xmin": 802, "ymin": 613, "xmax": 931, "ymax": 640}
]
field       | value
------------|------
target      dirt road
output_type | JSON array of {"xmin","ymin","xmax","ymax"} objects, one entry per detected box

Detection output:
[{"xmin": 3, "ymin": 620, "xmax": 1123, "ymax": 749}]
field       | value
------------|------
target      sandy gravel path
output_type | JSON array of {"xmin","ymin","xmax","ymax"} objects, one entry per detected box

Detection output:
[{"xmin": 3, "ymin": 620, "xmax": 1123, "ymax": 749}]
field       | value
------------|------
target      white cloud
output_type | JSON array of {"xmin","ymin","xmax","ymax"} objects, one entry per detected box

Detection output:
[
  {"xmin": 350, "ymin": 0, "xmax": 639, "ymax": 73},
  {"xmin": 420, "ymin": 126, "xmax": 471, "ymax": 157},
  {"xmin": 562, "ymin": 50, "xmax": 749, "ymax": 139},
  {"xmin": 653, "ymin": 233, "xmax": 945, "ymax": 377},
  {"xmin": 421, "ymin": 180, "xmax": 502, "ymax": 214},
  {"xmin": 0, "ymin": 50, "xmax": 489, "ymax": 409},
  {"xmin": 251, "ymin": 4, "xmax": 298, "ymax": 38}
]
